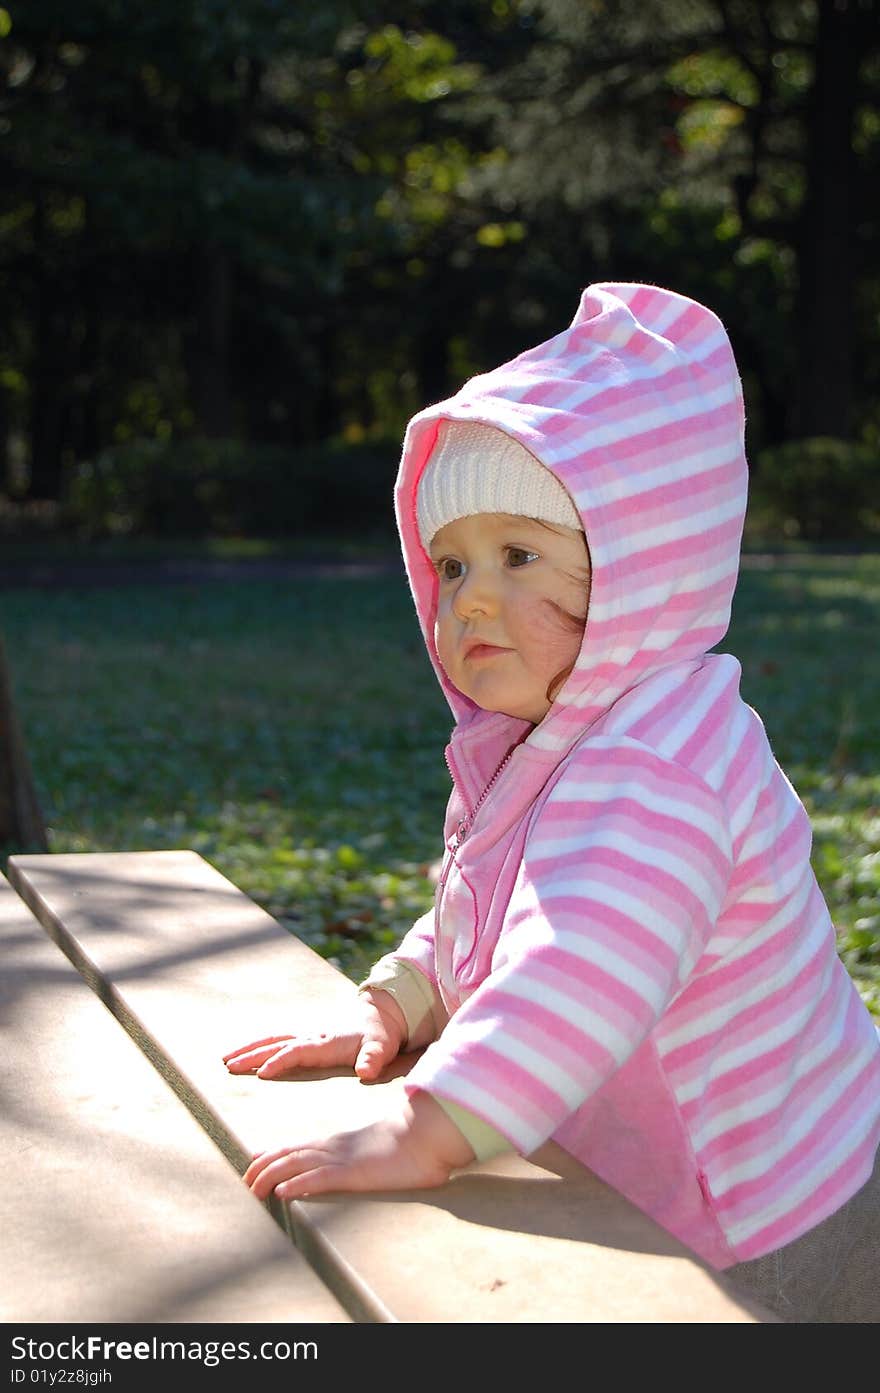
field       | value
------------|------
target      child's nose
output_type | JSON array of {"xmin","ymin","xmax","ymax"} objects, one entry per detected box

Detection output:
[{"xmin": 452, "ymin": 566, "xmax": 500, "ymax": 620}]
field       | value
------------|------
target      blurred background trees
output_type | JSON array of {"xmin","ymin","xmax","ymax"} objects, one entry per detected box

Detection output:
[{"xmin": 1, "ymin": 0, "xmax": 878, "ymax": 543}]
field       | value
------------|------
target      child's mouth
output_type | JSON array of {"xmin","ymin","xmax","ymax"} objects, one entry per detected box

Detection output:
[{"xmin": 465, "ymin": 644, "xmax": 511, "ymax": 661}]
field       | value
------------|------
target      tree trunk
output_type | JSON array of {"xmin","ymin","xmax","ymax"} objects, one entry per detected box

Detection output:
[
  {"xmin": 793, "ymin": 0, "xmax": 861, "ymax": 439},
  {"xmin": 27, "ymin": 196, "xmax": 67, "ymax": 499},
  {"xmin": 72, "ymin": 201, "xmax": 103, "ymax": 465},
  {"xmin": 191, "ymin": 243, "xmax": 234, "ymax": 439},
  {"xmin": 414, "ymin": 267, "xmax": 452, "ymax": 406},
  {"xmin": 0, "ymin": 636, "xmax": 48, "ymax": 853},
  {"xmin": 188, "ymin": 61, "xmax": 265, "ymax": 443},
  {"xmin": 0, "ymin": 383, "xmax": 9, "ymax": 494},
  {"xmin": 309, "ymin": 321, "xmax": 338, "ymax": 442}
]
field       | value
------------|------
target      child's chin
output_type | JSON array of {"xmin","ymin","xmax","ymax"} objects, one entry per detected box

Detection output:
[
  {"xmin": 457, "ymin": 677, "xmax": 547, "ymax": 725},
  {"xmin": 489, "ymin": 698, "xmax": 548, "ymax": 725}
]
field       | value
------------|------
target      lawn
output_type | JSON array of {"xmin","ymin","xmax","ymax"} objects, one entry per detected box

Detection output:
[{"xmin": 2, "ymin": 550, "xmax": 879, "ymax": 1015}]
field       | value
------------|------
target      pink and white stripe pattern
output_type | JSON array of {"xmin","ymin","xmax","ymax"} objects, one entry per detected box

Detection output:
[{"xmin": 391, "ymin": 284, "xmax": 880, "ymax": 1266}]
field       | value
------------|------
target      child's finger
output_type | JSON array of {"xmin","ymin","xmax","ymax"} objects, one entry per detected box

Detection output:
[
  {"xmin": 246, "ymin": 1147, "xmax": 327, "ymax": 1200},
  {"xmin": 225, "ymin": 1043, "xmax": 292, "ymax": 1074},
  {"xmin": 242, "ymin": 1145, "xmax": 298, "ymax": 1189},
  {"xmin": 275, "ymin": 1166, "xmax": 337, "ymax": 1201},
  {"xmin": 256, "ymin": 1046, "xmax": 308, "ymax": 1078},
  {"xmin": 256, "ymin": 1033, "xmax": 360, "ymax": 1078},
  {"xmin": 222, "ymin": 1034, "xmax": 295, "ymax": 1063}
]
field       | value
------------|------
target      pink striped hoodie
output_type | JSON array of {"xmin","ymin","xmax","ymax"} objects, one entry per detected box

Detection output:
[{"xmin": 390, "ymin": 283, "xmax": 880, "ymax": 1267}]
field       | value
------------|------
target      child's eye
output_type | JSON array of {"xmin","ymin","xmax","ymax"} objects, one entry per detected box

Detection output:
[
  {"xmin": 506, "ymin": 546, "xmax": 539, "ymax": 568},
  {"xmin": 435, "ymin": 557, "xmax": 463, "ymax": 581}
]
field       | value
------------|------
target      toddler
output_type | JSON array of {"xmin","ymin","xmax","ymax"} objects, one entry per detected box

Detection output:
[{"xmin": 226, "ymin": 283, "xmax": 880, "ymax": 1321}]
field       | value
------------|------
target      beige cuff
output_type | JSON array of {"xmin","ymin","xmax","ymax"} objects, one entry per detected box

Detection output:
[
  {"xmin": 358, "ymin": 956, "xmax": 446, "ymax": 1047},
  {"xmin": 432, "ymin": 1097, "xmax": 512, "ymax": 1163}
]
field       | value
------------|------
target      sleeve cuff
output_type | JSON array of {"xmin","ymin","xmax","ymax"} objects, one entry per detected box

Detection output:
[
  {"xmin": 359, "ymin": 956, "xmax": 446, "ymax": 1047},
  {"xmin": 432, "ymin": 1096, "xmax": 513, "ymax": 1163}
]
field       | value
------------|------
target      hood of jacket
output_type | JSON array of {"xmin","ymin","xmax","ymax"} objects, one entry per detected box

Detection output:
[{"xmin": 394, "ymin": 282, "xmax": 748, "ymax": 758}]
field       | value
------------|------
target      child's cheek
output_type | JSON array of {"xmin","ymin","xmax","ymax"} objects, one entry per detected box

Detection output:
[
  {"xmin": 434, "ymin": 614, "xmax": 453, "ymax": 675},
  {"xmin": 519, "ymin": 592, "xmax": 558, "ymax": 644},
  {"xmin": 519, "ymin": 594, "xmax": 583, "ymax": 671}
]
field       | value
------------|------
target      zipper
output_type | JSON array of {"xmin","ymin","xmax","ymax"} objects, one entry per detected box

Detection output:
[
  {"xmin": 449, "ymin": 745, "xmax": 516, "ymax": 852},
  {"xmin": 435, "ymin": 739, "xmax": 519, "ymax": 980}
]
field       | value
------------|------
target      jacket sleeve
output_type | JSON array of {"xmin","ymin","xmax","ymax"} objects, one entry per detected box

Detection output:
[{"xmin": 401, "ymin": 738, "xmax": 734, "ymax": 1155}]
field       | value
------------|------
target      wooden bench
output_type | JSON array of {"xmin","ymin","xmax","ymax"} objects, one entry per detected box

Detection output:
[
  {"xmin": 0, "ymin": 871, "xmax": 348, "ymax": 1324},
  {"xmin": 6, "ymin": 849, "xmax": 778, "ymax": 1323}
]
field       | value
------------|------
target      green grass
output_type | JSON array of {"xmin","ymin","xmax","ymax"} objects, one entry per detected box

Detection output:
[{"xmin": 2, "ymin": 551, "xmax": 879, "ymax": 1014}]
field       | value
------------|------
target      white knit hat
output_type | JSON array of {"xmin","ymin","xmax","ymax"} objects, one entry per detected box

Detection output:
[{"xmin": 417, "ymin": 420, "xmax": 581, "ymax": 549}]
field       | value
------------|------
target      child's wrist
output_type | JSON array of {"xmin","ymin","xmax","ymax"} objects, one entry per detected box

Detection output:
[{"xmin": 403, "ymin": 1089, "xmax": 476, "ymax": 1172}]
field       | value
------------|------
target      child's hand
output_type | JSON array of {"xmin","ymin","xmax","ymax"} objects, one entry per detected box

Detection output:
[
  {"xmin": 243, "ymin": 1090, "xmax": 475, "ymax": 1200},
  {"xmin": 222, "ymin": 989, "xmax": 407, "ymax": 1082}
]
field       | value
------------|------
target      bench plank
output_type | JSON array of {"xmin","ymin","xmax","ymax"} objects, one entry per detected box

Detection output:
[
  {"xmin": 8, "ymin": 850, "xmax": 776, "ymax": 1323},
  {"xmin": 0, "ymin": 872, "xmax": 349, "ymax": 1324}
]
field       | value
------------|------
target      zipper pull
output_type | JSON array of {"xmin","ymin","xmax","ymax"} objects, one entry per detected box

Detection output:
[
  {"xmin": 439, "ymin": 839, "xmax": 457, "ymax": 890},
  {"xmin": 443, "ymin": 819, "xmax": 467, "ymax": 871}
]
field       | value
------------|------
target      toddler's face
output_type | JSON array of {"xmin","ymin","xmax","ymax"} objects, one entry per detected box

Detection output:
[{"xmin": 429, "ymin": 512, "xmax": 590, "ymax": 725}]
